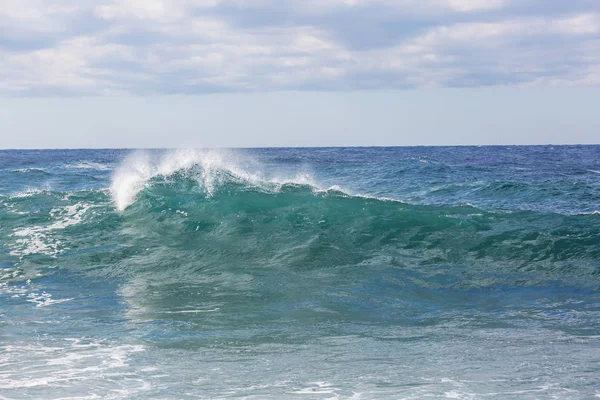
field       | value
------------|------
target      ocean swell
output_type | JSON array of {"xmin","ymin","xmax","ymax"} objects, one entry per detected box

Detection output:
[
  {"xmin": 2, "ymin": 148, "xmax": 599, "ymax": 290},
  {"xmin": 101, "ymin": 151, "xmax": 600, "ymax": 288}
]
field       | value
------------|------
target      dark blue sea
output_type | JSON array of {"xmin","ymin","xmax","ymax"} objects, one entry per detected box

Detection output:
[{"xmin": 1, "ymin": 146, "xmax": 600, "ymax": 399}]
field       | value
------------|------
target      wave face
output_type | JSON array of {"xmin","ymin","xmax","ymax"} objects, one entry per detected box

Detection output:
[{"xmin": 2, "ymin": 146, "xmax": 600, "ymax": 399}]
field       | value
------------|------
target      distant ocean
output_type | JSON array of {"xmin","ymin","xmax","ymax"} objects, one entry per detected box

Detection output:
[{"xmin": 1, "ymin": 146, "xmax": 599, "ymax": 399}]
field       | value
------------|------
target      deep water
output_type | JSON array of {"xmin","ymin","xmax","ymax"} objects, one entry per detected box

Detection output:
[{"xmin": 1, "ymin": 146, "xmax": 600, "ymax": 399}]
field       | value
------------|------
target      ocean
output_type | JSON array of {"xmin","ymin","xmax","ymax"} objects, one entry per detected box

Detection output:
[{"xmin": 1, "ymin": 146, "xmax": 599, "ymax": 399}]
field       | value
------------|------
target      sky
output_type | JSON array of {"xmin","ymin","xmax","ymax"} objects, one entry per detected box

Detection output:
[{"xmin": 1, "ymin": 0, "xmax": 599, "ymax": 148}]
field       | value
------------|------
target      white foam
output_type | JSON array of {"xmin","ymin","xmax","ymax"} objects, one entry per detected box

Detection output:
[
  {"xmin": 66, "ymin": 162, "xmax": 111, "ymax": 171},
  {"xmin": 0, "ymin": 340, "xmax": 147, "ymax": 394},
  {"xmin": 8, "ymin": 202, "xmax": 92, "ymax": 257},
  {"xmin": 1, "ymin": 201, "xmax": 29, "ymax": 215},
  {"xmin": 27, "ymin": 291, "xmax": 73, "ymax": 308},
  {"xmin": 110, "ymin": 149, "xmax": 322, "ymax": 211},
  {"xmin": 160, "ymin": 308, "xmax": 220, "ymax": 314},
  {"xmin": 7, "ymin": 188, "xmax": 49, "ymax": 199},
  {"xmin": 47, "ymin": 203, "xmax": 93, "ymax": 230},
  {"xmin": 9, "ymin": 230, "xmax": 60, "ymax": 257},
  {"xmin": 576, "ymin": 210, "xmax": 600, "ymax": 215},
  {"xmin": 291, "ymin": 381, "xmax": 343, "ymax": 395},
  {"xmin": 10, "ymin": 167, "xmax": 46, "ymax": 173}
]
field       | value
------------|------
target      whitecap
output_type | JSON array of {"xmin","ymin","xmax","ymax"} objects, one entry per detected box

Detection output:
[
  {"xmin": 66, "ymin": 162, "xmax": 111, "ymax": 171},
  {"xmin": 110, "ymin": 149, "xmax": 324, "ymax": 211}
]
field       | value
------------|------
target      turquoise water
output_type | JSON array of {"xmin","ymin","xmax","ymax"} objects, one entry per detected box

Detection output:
[{"xmin": 1, "ymin": 147, "xmax": 600, "ymax": 399}]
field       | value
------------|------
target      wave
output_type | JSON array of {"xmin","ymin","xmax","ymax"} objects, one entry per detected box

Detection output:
[
  {"xmin": 110, "ymin": 149, "xmax": 323, "ymax": 211},
  {"xmin": 104, "ymin": 154, "xmax": 600, "ymax": 285},
  {"xmin": 2, "ymin": 149, "xmax": 598, "ymax": 290}
]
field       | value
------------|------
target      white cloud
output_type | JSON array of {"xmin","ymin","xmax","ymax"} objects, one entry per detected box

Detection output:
[
  {"xmin": 1, "ymin": 1, "xmax": 599, "ymax": 95},
  {"xmin": 96, "ymin": 0, "xmax": 184, "ymax": 22},
  {"xmin": 555, "ymin": 13, "xmax": 600, "ymax": 35},
  {"xmin": 447, "ymin": 0, "xmax": 509, "ymax": 12},
  {"xmin": 1, "ymin": 36, "xmax": 134, "ymax": 95}
]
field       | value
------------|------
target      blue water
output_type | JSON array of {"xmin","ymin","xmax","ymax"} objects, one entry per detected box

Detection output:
[{"xmin": 1, "ymin": 146, "xmax": 600, "ymax": 399}]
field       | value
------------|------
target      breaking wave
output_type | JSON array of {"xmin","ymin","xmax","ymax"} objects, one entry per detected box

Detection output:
[{"xmin": 110, "ymin": 149, "xmax": 321, "ymax": 211}]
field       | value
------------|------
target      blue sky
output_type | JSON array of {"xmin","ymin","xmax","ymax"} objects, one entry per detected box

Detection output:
[{"xmin": 1, "ymin": 0, "xmax": 599, "ymax": 147}]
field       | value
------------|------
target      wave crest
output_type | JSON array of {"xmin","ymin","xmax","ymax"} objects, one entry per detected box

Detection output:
[{"xmin": 110, "ymin": 149, "xmax": 320, "ymax": 211}]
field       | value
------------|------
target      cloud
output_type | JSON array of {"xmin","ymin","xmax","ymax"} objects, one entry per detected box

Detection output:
[
  {"xmin": 1, "ymin": 0, "xmax": 599, "ymax": 95},
  {"xmin": 447, "ymin": 0, "xmax": 509, "ymax": 12}
]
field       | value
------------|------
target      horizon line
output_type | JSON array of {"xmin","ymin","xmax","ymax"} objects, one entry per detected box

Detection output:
[{"xmin": 1, "ymin": 143, "xmax": 599, "ymax": 151}]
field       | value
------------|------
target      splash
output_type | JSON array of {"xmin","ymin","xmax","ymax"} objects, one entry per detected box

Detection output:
[{"xmin": 110, "ymin": 149, "xmax": 319, "ymax": 211}]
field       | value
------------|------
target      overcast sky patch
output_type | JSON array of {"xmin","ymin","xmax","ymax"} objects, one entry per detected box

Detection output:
[{"xmin": 1, "ymin": 0, "xmax": 599, "ymax": 95}]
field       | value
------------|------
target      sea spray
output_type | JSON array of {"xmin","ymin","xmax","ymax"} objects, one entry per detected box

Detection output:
[{"xmin": 110, "ymin": 149, "xmax": 320, "ymax": 211}]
